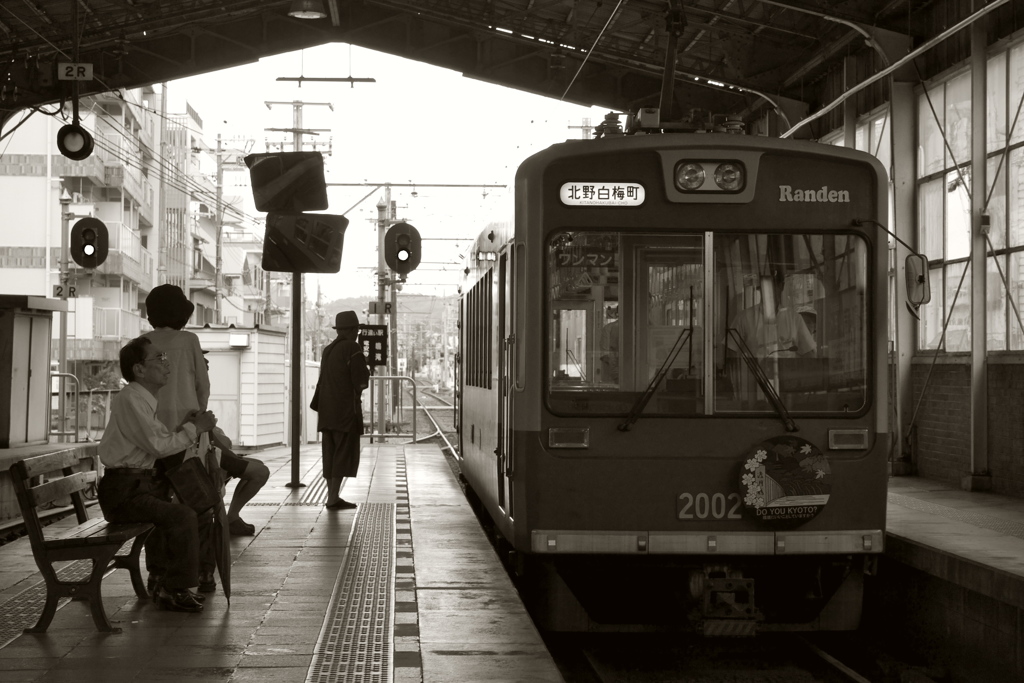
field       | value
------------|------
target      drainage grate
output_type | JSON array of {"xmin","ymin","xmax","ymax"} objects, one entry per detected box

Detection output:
[
  {"xmin": 889, "ymin": 492, "xmax": 1024, "ymax": 540},
  {"xmin": 0, "ymin": 552, "xmax": 123, "ymax": 649},
  {"xmin": 307, "ymin": 502, "xmax": 394, "ymax": 683}
]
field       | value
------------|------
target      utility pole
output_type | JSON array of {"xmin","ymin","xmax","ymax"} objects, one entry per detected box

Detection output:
[
  {"xmin": 214, "ymin": 134, "xmax": 223, "ymax": 323},
  {"xmin": 209, "ymin": 135, "xmax": 253, "ymax": 324},
  {"xmin": 568, "ymin": 117, "xmax": 593, "ymax": 139},
  {"xmin": 376, "ymin": 193, "xmax": 388, "ymax": 438},
  {"xmin": 58, "ymin": 189, "xmax": 71, "ymax": 441},
  {"xmin": 264, "ymin": 99, "xmax": 333, "ymax": 487}
]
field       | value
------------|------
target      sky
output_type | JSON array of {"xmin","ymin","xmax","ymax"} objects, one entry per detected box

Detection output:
[{"xmin": 167, "ymin": 43, "xmax": 608, "ymax": 301}]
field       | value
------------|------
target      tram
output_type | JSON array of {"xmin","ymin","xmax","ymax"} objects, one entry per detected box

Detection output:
[{"xmin": 458, "ymin": 112, "xmax": 905, "ymax": 634}]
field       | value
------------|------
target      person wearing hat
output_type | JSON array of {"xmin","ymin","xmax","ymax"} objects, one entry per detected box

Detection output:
[
  {"xmin": 311, "ymin": 311, "xmax": 370, "ymax": 509},
  {"xmin": 142, "ymin": 284, "xmax": 221, "ymax": 593}
]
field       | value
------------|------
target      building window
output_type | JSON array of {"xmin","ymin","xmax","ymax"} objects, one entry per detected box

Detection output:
[{"xmin": 915, "ymin": 40, "xmax": 1024, "ymax": 352}]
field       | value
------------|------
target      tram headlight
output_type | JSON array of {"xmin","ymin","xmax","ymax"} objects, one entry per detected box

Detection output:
[
  {"xmin": 714, "ymin": 162, "xmax": 745, "ymax": 191},
  {"xmin": 675, "ymin": 162, "xmax": 706, "ymax": 191}
]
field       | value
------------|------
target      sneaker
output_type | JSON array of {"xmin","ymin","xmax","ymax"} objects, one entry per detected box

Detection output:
[
  {"xmin": 198, "ymin": 571, "xmax": 217, "ymax": 593},
  {"xmin": 229, "ymin": 518, "xmax": 256, "ymax": 536},
  {"xmin": 156, "ymin": 588, "xmax": 203, "ymax": 613},
  {"xmin": 325, "ymin": 499, "xmax": 357, "ymax": 510}
]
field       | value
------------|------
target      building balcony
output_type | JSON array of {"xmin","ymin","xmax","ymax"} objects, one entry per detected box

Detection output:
[
  {"xmin": 63, "ymin": 337, "xmax": 122, "ymax": 362},
  {"xmin": 51, "ymin": 154, "xmax": 106, "ymax": 184},
  {"xmin": 94, "ymin": 307, "xmax": 143, "ymax": 340}
]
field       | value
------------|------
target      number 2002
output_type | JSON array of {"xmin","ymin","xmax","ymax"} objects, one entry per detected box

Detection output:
[{"xmin": 677, "ymin": 492, "xmax": 743, "ymax": 520}]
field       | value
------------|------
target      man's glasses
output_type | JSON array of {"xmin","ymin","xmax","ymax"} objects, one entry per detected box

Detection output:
[{"xmin": 144, "ymin": 352, "xmax": 169, "ymax": 365}]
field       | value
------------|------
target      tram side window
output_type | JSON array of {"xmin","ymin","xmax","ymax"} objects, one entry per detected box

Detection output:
[
  {"xmin": 465, "ymin": 271, "xmax": 493, "ymax": 389},
  {"xmin": 548, "ymin": 232, "xmax": 621, "ymax": 390}
]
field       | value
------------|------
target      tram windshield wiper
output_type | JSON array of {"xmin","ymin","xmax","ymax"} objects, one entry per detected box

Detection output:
[
  {"xmin": 725, "ymin": 329, "xmax": 798, "ymax": 432},
  {"xmin": 618, "ymin": 327, "xmax": 692, "ymax": 431}
]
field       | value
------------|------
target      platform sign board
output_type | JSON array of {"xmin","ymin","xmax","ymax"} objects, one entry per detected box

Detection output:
[
  {"xmin": 358, "ymin": 324, "xmax": 388, "ymax": 367},
  {"xmin": 58, "ymin": 62, "xmax": 93, "ymax": 81}
]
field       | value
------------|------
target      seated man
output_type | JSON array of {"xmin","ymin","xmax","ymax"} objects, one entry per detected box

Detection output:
[{"xmin": 97, "ymin": 336, "xmax": 218, "ymax": 613}]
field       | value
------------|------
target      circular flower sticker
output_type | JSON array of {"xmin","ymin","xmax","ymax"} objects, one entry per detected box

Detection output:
[{"xmin": 740, "ymin": 435, "xmax": 831, "ymax": 525}]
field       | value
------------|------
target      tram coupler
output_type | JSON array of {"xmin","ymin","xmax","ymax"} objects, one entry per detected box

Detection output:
[{"xmin": 700, "ymin": 576, "xmax": 761, "ymax": 637}]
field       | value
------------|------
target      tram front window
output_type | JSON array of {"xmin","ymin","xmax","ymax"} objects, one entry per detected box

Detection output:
[
  {"xmin": 715, "ymin": 233, "xmax": 868, "ymax": 414},
  {"xmin": 546, "ymin": 231, "xmax": 869, "ymax": 417}
]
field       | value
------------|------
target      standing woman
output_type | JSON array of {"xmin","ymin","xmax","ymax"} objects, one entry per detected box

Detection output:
[
  {"xmin": 143, "ymin": 284, "xmax": 217, "ymax": 592},
  {"xmin": 144, "ymin": 285, "xmax": 209, "ymax": 435},
  {"xmin": 312, "ymin": 311, "xmax": 370, "ymax": 509}
]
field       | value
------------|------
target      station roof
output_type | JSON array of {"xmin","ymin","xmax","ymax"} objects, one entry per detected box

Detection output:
[{"xmin": 0, "ymin": 1, "xmax": 1020, "ymax": 134}]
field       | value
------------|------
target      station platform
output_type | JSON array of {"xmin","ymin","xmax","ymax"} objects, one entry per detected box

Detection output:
[
  {"xmin": 2, "ymin": 442, "xmax": 1023, "ymax": 682},
  {"xmin": 886, "ymin": 475, "xmax": 1024, "ymax": 607},
  {"xmin": 0, "ymin": 442, "xmax": 564, "ymax": 683}
]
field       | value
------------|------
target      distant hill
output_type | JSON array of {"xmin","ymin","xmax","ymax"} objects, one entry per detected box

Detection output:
[{"xmin": 312, "ymin": 294, "xmax": 455, "ymax": 329}]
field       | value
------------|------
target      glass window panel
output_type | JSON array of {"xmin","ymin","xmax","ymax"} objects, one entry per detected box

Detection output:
[
  {"xmin": 946, "ymin": 170, "xmax": 972, "ymax": 261},
  {"xmin": 988, "ymin": 52, "xmax": 1007, "ymax": 153},
  {"xmin": 918, "ymin": 178, "xmax": 944, "ymax": 259},
  {"xmin": 868, "ymin": 113, "xmax": 895, "ymax": 235},
  {"xmin": 717, "ymin": 234, "xmax": 867, "ymax": 414},
  {"xmin": 945, "ymin": 72, "xmax": 972, "ymax": 168},
  {"xmin": 1010, "ymin": 251, "xmax": 1024, "ymax": 350},
  {"xmin": 987, "ymin": 255, "xmax": 1007, "ymax": 351},
  {"xmin": 944, "ymin": 262, "xmax": 971, "ymax": 352},
  {"xmin": 1011, "ymin": 42, "xmax": 1024, "ymax": 145},
  {"xmin": 919, "ymin": 266, "xmax": 944, "ymax": 351},
  {"xmin": 918, "ymin": 87, "xmax": 946, "ymax": 177},
  {"xmin": 548, "ymin": 232, "xmax": 621, "ymax": 391},
  {"xmin": 855, "ymin": 123, "xmax": 868, "ymax": 153},
  {"xmin": 986, "ymin": 155, "xmax": 1007, "ymax": 251},
  {"xmin": 871, "ymin": 113, "xmax": 892, "ymax": 173},
  {"xmin": 1010, "ymin": 147, "xmax": 1024, "ymax": 247}
]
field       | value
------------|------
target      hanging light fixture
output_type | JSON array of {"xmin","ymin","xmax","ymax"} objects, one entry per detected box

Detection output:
[{"xmin": 288, "ymin": 0, "xmax": 327, "ymax": 19}]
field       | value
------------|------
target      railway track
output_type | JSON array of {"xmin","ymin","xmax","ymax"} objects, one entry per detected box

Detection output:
[{"xmin": 406, "ymin": 384, "xmax": 919, "ymax": 683}]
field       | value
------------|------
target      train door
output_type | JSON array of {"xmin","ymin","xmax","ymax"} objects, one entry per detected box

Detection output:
[{"xmin": 497, "ymin": 252, "xmax": 513, "ymax": 515}]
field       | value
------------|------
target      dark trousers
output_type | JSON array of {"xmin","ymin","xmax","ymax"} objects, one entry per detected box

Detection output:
[{"xmin": 97, "ymin": 471, "xmax": 199, "ymax": 591}]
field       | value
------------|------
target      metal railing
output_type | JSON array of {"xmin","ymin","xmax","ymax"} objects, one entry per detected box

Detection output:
[
  {"xmin": 50, "ymin": 372, "xmax": 81, "ymax": 442},
  {"xmin": 366, "ymin": 375, "xmax": 417, "ymax": 442}
]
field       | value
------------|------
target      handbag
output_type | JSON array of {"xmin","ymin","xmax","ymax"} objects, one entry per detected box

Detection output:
[{"xmin": 164, "ymin": 454, "xmax": 219, "ymax": 514}]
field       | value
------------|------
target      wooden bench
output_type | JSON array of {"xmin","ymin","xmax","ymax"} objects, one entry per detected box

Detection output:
[{"xmin": 10, "ymin": 450, "xmax": 154, "ymax": 633}]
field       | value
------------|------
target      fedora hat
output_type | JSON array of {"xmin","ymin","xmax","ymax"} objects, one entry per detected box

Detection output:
[
  {"xmin": 333, "ymin": 311, "xmax": 359, "ymax": 329},
  {"xmin": 145, "ymin": 284, "xmax": 195, "ymax": 327}
]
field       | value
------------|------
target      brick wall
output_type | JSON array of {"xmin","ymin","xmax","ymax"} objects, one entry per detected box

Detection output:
[
  {"xmin": 910, "ymin": 359, "xmax": 1024, "ymax": 497},
  {"xmin": 986, "ymin": 362, "xmax": 1024, "ymax": 496}
]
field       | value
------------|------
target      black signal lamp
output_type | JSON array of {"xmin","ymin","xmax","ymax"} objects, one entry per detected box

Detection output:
[
  {"xmin": 70, "ymin": 217, "xmax": 108, "ymax": 268},
  {"xmin": 384, "ymin": 222, "xmax": 421, "ymax": 275},
  {"xmin": 57, "ymin": 123, "xmax": 95, "ymax": 161}
]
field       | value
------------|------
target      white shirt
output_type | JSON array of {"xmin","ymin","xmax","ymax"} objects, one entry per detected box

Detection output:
[{"xmin": 99, "ymin": 382, "xmax": 198, "ymax": 469}]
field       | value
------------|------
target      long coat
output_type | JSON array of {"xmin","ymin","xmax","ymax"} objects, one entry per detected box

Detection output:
[{"xmin": 313, "ymin": 337, "xmax": 370, "ymax": 433}]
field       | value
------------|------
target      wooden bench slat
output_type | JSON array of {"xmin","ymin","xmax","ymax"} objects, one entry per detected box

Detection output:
[
  {"xmin": 45, "ymin": 524, "xmax": 152, "ymax": 549},
  {"xmin": 16, "ymin": 450, "xmax": 85, "ymax": 479},
  {"xmin": 27, "ymin": 472, "xmax": 92, "ymax": 508}
]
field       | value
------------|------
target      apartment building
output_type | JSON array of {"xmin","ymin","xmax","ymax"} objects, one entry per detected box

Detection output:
[{"xmin": 0, "ymin": 85, "xmax": 267, "ymax": 391}]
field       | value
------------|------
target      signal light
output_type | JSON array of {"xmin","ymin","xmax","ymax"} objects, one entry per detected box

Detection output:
[
  {"xmin": 57, "ymin": 123, "xmax": 95, "ymax": 161},
  {"xmin": 70, "ymin": 217, "xmax": 108, "ymax": 269},
  {"xmin": 384, "ymin": 222, "xmax": 421, "ymax": 275}
]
